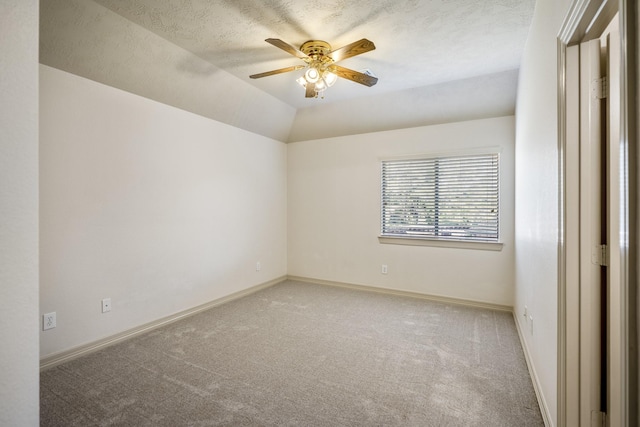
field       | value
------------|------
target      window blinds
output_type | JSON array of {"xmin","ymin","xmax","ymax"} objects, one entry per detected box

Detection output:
[{"xmin": 381, "ymin": 153, "xmax": 499, "ymax": 242}]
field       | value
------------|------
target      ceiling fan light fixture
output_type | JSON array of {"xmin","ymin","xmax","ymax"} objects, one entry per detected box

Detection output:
[
  {"xmin": 323, "ymin": 71, "xmax": 337, "ymax": 87},
  {"xmin": 304, "ymin": 67, "xmax": 320, "ymax": 83},
  {"xmin": 249, "ymin": 38, "xmax": 378, "ymax": 99}
]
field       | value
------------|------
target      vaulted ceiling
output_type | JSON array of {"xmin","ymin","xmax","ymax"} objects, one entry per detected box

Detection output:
[{"xmin": 40, "ymin": 0, "xmax": 536, "ymax": 142}]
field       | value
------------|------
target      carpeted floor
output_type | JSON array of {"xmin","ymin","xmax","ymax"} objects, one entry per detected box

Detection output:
[{"xmin": 41, "ymin": 280, "xmax": 544, "ymax": 426}]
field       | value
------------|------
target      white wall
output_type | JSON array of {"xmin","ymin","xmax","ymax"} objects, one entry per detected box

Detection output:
[
  {"xmin": 514, "ymin": 0, "xmax": 571, "ymax": 425},
  {"xmin": 0, "ymin": 1, "xmax": 40, "ymax": 425},
  {"xmin": 288, "ymin": 116, "xmax": 515, "ymax": 307},
  {"xmin": 40, "ymin": 65, "xmax": 287, "ymax": 358}
]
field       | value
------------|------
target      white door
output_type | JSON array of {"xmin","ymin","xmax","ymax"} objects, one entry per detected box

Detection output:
[
  {"xmin": 579, "ymin": 36, "xmax": 606, "ymax": 426},
  {"xmin": 603, "ymin": 16, "xmax": 622, "ymax": 427},
  {"xmin": 578, "ymin": 14, "xmax": 622, "ymax": 427}
]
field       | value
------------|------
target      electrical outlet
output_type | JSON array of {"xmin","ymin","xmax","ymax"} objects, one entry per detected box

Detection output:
[
  {"xmin": 256, "ymin": 261, "xmax": 261, "ymax": 271},
  {"xmin": 381, "ymin": 264, "xmax": 388, "ymax": 274},
  {"xmin": 43, "ymin": 312, "xmax": 56, "ymax": 331},
  {"xmin": 102, "ymin": 298, "xmax": 111, "ymax": 313},
  {"xmin": 523, "ymin": 305, "xmax": 527, "ymax": 318}
]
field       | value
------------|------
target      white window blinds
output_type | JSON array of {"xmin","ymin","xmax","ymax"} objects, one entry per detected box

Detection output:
[{"xmin": 381, "ymin": 153, "xmax": 499, "ymax": 242}]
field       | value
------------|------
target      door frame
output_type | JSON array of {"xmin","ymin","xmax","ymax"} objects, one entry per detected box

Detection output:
[{"xmin": 557, "ymin": 0, "xmax": 637, "ymax": 426}]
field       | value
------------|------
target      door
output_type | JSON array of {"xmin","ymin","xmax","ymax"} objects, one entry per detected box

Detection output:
[
  {"xmin": 578, "ymin": 14, "xmax": 622, "ymax": 427},
  {"xmin": 603, "ymin": 16, "xmax": 622, "ymax": 427},
  {"xmin": 579, "ymin": 36, "xmax": 606, "ymax": 426}
]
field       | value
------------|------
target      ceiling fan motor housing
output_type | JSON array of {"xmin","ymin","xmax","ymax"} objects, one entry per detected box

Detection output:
[{"xmin": 300, "ymin": 40, "xmax": 332, "ymax": 58}]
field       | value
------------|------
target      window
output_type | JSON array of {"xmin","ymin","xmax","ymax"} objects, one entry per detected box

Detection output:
[{"xmin": 381, "ymin": 153, "xmax": 499, "ymax": 244}]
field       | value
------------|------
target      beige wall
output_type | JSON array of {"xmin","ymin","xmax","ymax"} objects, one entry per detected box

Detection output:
[
  {"xmin": 288, "ymin": 116, "xmax": 515, "ymax": 306},
  {"xmin": 39, "ymin": 65, "xmax": 288, "ymax": 358},
  {"xmin": 514, "ymin": 0, "xmax": 572, "ymax": 425},
  {"xmin": 0, "ymin": 1, "xmax": 40, "ymax": 425}
]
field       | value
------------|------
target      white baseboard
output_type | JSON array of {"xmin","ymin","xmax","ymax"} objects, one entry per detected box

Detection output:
[
  {"xmin": 288, "ymin": 275, "xmax": 513, "ymax": 312},
  {"xmin": 513, "ymin": 312, "xmax": 554, "ymax": 427},
  {"xmin": 40, "ymin": 276, "xmax": 286, "ymax": 371}
]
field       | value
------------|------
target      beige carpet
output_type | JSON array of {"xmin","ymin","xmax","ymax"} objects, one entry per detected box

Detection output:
[{"xmin": 41, "ymin": 280, "xmax": 543, "ymax": 426}]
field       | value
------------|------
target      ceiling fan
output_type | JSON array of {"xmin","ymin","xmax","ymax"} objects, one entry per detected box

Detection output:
[{"xmin": 249, "ymin": 38, "xmax": 378, "ymax": 99}]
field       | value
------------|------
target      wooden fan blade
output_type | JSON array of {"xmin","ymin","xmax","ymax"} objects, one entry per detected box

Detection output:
[
  {"xmin": 329, "ymin": 38, "xmax": 376, "ymax": 62},
  {"xmin": 331, "ymin": 65, "xmax": 378, "ymax": 87},
  {"xmin": 305, "ymin": 82, "xmax": 316, "ymax": 98},
  {"xmin": 265, "ymin": 38, "xmax": 308, "ymax": 59},
  {"xmin": 249, "ymin": 65, "xmax": 305, "ymax": 79}
]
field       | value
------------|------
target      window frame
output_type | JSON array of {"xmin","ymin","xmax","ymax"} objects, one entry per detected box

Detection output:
[{"xmin": 378, "ymin": 149, "xmax": 503, "ymax": 251}]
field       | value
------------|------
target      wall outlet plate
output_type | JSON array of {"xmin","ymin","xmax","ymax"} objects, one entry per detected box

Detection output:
[
  {"xmin": 102, "ymin": 298, "xmax": 111, "ymax": 313},
  {"xmin": 43, "ymin": 312, "xmax": 56, "ymax": 330}
]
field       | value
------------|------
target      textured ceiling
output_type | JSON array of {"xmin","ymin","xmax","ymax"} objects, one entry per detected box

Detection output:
[
  {"xmin": 87, "ymin": 0, "xmax": 536, "ymax": 108},
  {"xmin": 40, "ymin": 0, "xmax": 535, "ymax": 141}
]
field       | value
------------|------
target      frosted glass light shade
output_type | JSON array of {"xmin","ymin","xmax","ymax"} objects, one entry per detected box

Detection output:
[
  {"xmin": 323, "ymin": 71, "xmax": 337, "ymax": 87},
  {"xmin": 315, "ymin": 79, "xmax": 326, "ymax": 91},
  {"xmin": 304, "ymin": 67, "xmax": 320, "ymax": 83}
]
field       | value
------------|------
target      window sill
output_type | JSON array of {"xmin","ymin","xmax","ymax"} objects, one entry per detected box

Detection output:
[{"xmin": 378, "ymin": 235, "xmax": 504, "ymax": 251}]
